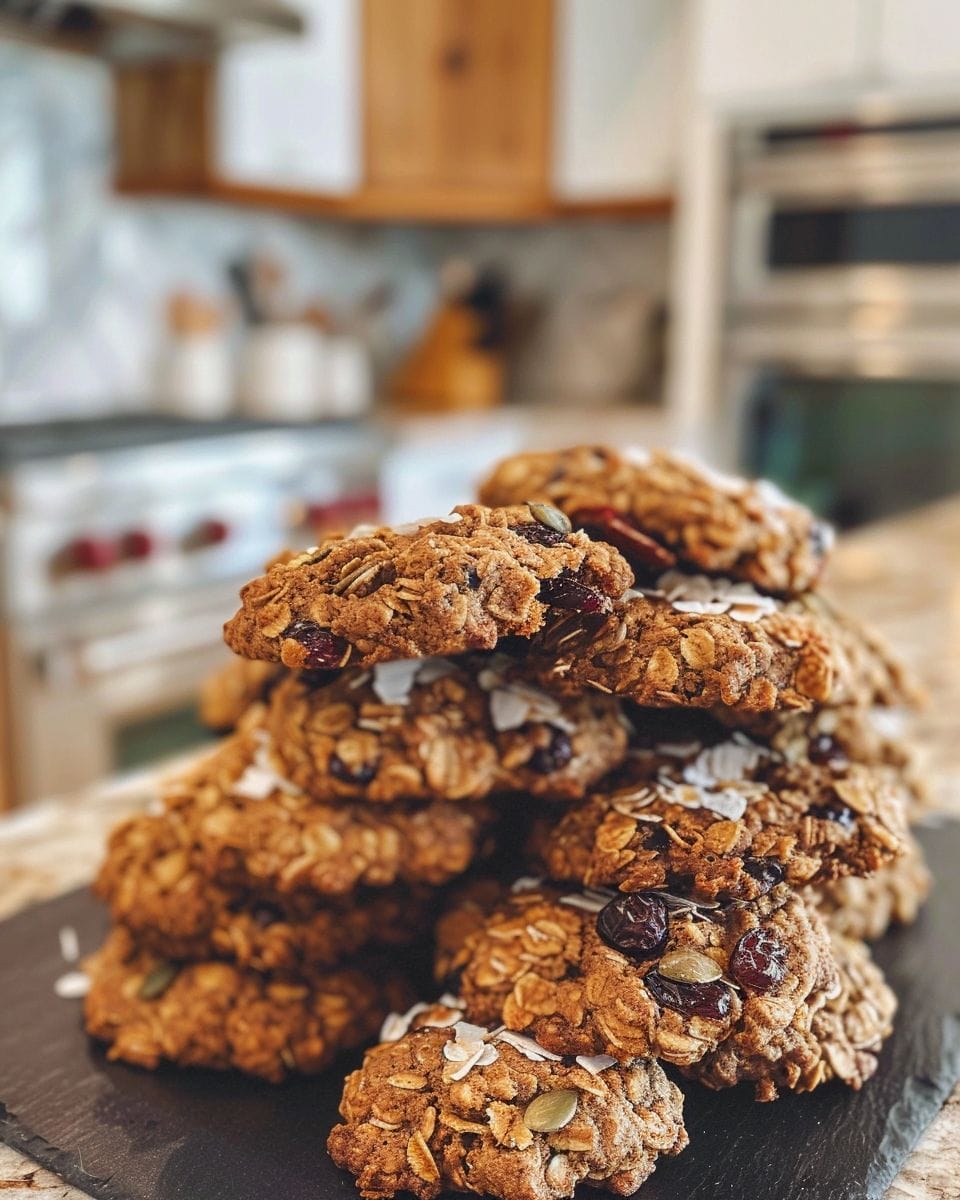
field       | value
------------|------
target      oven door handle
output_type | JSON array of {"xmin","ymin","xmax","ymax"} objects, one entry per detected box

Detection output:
[{"xmin": 73, "ymin": 613, "xmax": 227, "ymax": 678}]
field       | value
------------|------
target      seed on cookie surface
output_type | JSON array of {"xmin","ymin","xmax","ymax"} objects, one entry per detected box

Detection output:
[
  {"xmin": 523, "ymin": 1088, "xmax": 578, "ymax": 1133},
  {"xmin": 527, "ymin": 501, "xmax": 572, "ymax": 535},
  {"xmin": 138, "ymin": 961, "xmax": 179, "ymax": 1000},
  {"xmin": 657, "ymin": 948, "xmax": 723, "ymax": 984}
]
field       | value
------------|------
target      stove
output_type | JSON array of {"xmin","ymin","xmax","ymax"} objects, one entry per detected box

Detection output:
[{"xmin": 0, "ymin": 417, "xmax": 384, "ymax": 808}]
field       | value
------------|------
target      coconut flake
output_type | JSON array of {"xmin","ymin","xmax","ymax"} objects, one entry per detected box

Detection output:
[
  {"xmin": 416, "ymin": 658, "xmax": 457, "ymax": 685},
  {"xmin": 511, "ymin": 875, "xmax": 544, "ymax": 893},
  {"xmin": 489, "ymin": 688, "xmax": 534, "ymax": 732},
  {"xmin": 651, "ymin": 570, "xmax": 779, "ymax": 623},
  {"xmin": 622, "ymin": 445, "xmax": 652, "ymax": 467},
  {"xmin": 54, "ymin": 971, "xmax": 90, "ymax": 999},
  {"xmin": 59, "ymin": 925, "xmax": 79, "ymax": 964},
  {"xmin": 380, "ymin": 1001, "xmax": 431, "ymax": 1042},
  {"xmin": 232, "ymin": 730, "xmax": 301, "ymax": 801},
  {"xmin": 372, "ymin": 659, "xmax": 423, "ymax": 705},
  {"xmin": 575, "ymin": 1054, "xmax": 617, "ymax": 1075},
  {"xmin": 496, "ymin": 1030, "xmax": 562, "ymax": 1062},
  {"xmin": 560, "ymin": 888, "xmax": 616, "ymax": 914}
]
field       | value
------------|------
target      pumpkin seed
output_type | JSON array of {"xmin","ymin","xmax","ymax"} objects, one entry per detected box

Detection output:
[
  {"xmin": 657, "ymin": 949, "xmax": 722, "ymax": 984},
  {"xmin": 138, "ymin": 962, "xmax": 179, "ymax": 1000},
  {"xmin": 523, "ymin": 1088, "xmax": 578, "ymax": 1132},
  {"xmin": 527, "ymin": 501, "xmax": 572, "ymax": 535}
]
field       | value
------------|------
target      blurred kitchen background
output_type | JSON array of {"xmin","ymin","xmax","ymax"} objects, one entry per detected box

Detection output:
[{"xmin": 3, "ymin": 0, "xmax": 960, "ymax": 807}]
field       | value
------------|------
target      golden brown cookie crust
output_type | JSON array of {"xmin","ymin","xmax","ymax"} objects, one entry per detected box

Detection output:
[
  {"xmin": 687, "ymin": 931, "xmax": 896, "ymax": 1100},
  {"xmin": 83, "ymin": 927, "xmax": 411, "ymax": 1082},
  {"xmin": 111, "ymin": 718, "xmax": 497, "ymax": 898},
  {"xmin": 530, "ymin": 589, "xmax": 839, "ymax": 713},
  {"xmin": 809, "ymin": 830, "xmax": 931, "ymax": 942},
  {"xmin": 435, "ymin": 883, "xmax": 835, "ymax": 1069},
  {"xmin": 265, "ymin": 655, "xmax": 627, "ymax": 804},
  {"xmin": 95, "ymin": 818, "xmax": 431, "ymax": 969},
  {"xmin": 478, "ymin": 445, "xmax": 830, "ymax": 595},
  {"xmin": 328, "ymin": 1023, "xmax": 687, "ymax": 1200},
  {"xmin": 530, "ymin": 727, "xmax": 908, "ymax": 903},
  {"xmin": 223, "ymin": 504, "xmax": 633, "ymax": 670},
  {"xmin": 199, "ymin": 657, "xmax": 283, "ymax": 731}
]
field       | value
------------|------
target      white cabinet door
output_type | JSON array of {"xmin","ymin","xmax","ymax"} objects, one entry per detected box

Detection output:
[
  {"xmin": 879, "ymin": 0, "xmax": 960, "ymax": 83},
  {"xmin": 552, "ymin": 0, "xmax": 684, "ymax": 199},
  {"xmin": 696, "ymin": 0, "xmax": 864, "ymax": 99},
  {"xmin": 215, "ymin": 0, "xmax": 361, "ymax": 194}
]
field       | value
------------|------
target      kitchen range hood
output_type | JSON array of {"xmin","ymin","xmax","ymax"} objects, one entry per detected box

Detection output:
[{"xmin": 0, "ymin": 0, "xmax": 303, "ymax": 59}]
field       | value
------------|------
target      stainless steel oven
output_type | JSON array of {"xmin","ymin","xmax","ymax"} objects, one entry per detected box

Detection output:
[
  {"xmin": 722, "ymin": 114, "xmax": 960, "ymax": 524},
  {"xmin": 0, "ymin": 418, "xmax": 383, "ymax": 808}
]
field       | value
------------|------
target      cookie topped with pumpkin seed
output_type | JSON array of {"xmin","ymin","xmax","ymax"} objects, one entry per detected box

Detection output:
[
  {"xmin": 433, "ymin": 879, "xmax": 836, "ymax": 1071},
  {"xmin": 83, "ymin": 926, "xmax": 412, "ymax": 1083},
  {"xmin": 223, "ymin": 503, "xmax": 634, "ymax": 672},
  {"xmin": 527, "ymin": 577, "xmax": 879, "ymax": 714},
  {"xmin": 529, "ymin": 712, "xmax": 908, "ymax": 904},
  {"xmin": 327, "ymin": 1008, "xmax": 687, "ymax": 1200},
  {"xmin": 264, "ymin": 653, "xmax": 628, "ymax": 804},
  {"xmin": 478, "ymin": 445, "xmax": 832, "ymax": 596}
]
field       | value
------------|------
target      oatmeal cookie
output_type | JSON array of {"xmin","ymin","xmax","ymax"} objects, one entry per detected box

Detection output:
[
  {"xmin": 529, "ymin": 720, "xmax": 907, "ymax": 902},
  {"xmin": 265, "ymin": 654, "xmax": 627, "ymax": 804},
  {"xmin": 328, "ymin": 1017, "xmax": 687, "ymax": 1200},
  {"xmin": 687, "ymin": 931, "xmax": 896, "ymax": 1100},
  {"xmin": 478, "ymin": 445, "xmax": 831, "ymax": 595},
  {"xmin": 223, "ymin": 504, "xmax": 633, "ymax": 671},
  {"xmin": 83, "ymin": 927, "xmax": 411, "ymax": 1082},
  {"xmin": 199, "ymin": 656, "xmax": 283, "ymax": 731},
  {"xmin": 808, "ymin": 830, "xmax": 931, "ymax": 941},
  {"xmin": 108, "ymin": 718, "xmax": 497, "ymax": 899},
  {"xmin": 434, "ymin": 881, "xmax": 836, "ymax": 1069},
  {"xmin": 530, "ymin": 578, "xmax": 919, "ymax": 714},
  {"xmin": 95, "ymin": 818, "xmax": 431, "ymax": 968}
]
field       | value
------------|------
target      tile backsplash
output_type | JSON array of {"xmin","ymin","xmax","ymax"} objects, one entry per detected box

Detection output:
[{"xmin": 0, "ymin": 42, "xmax": 672, "ymax": 421}]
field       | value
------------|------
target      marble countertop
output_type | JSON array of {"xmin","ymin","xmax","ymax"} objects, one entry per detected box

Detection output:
[{"xmin": 2, "ymin": 497, "xmax": 960, "ymax": 1199}]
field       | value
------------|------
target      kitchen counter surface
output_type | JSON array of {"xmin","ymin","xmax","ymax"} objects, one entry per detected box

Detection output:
[{"xmin": 2, "ymin": 496, "xmax": 960, "ymax": 1199}]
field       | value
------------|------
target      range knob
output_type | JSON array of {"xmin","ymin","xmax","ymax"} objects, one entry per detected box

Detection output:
[
  {"xmin": 120, "ymin": 529, "xmax": 155, "ymax": 561},
  {"xmin": 185, "ymin": 518, "xmax": 230, "ymax": 551},
  {"xmin": 69, "ymin": 536, "xmax": 118, "ymax": 572}
]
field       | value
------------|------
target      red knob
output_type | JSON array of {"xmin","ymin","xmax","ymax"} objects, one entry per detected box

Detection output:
[
  {"xmin": 70, "ymin": 536, "xmax": 118, "ymax": 571},
  {"xmin": 120, "ymin": 529, "xmax": 155, "ymax": 560},
  {"xmin": 192, "ymin": 518, "xmax": 230, "ymax": 549}
]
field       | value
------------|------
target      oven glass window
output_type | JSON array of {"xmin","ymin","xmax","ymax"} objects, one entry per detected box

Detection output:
[
  {"xmin": 114, "ymin": 704, "xmax": 215, "ymax": 772},
  {"xmin": 744, "ymin": 374, "xmax": 960, "ymax": 527},
  {"xmin": 769, "ymin": 205, "xmax": 960, "ymax": 269}
]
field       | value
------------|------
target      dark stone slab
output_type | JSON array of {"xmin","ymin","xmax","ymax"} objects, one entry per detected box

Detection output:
[{"xmin": 2, "ymin": 824, "xmax": 959, "ymax": 1200}]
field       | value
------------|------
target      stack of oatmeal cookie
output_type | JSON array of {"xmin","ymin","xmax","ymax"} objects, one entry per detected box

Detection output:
[{"xmin": 82, "ymin": 446, "xmax": 927, "ymax": 1200}]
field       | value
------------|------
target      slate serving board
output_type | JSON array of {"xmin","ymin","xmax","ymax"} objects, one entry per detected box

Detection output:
[{"xmin": 2, "ymin": 824, "xmax": 959, "ymax": 1200}]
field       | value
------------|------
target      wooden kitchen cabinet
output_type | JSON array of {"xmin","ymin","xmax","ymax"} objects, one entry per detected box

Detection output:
[{"xmin": 113, "ymin": 0, "xmax": 674, "ymax": 221}]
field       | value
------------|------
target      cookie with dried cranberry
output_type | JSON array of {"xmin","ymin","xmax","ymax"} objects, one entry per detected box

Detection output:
[
  {"xmin": 434, "ymin": 880, "xmax": 836, "ymax": 1071},
  {"xmin": 687, "ymin": 931, "xmax": 896, "ymax": 1100},
  {"xmin": 529, "ymin": 573, "xmax": 908, "ymax": 713},
  {"xmin": 199, "ymin": 656, "xmax": 284, "ymax": 731},
  {"xmin": 328, "ymin": 1014, "xmax": 687, "ymax": 1200},
  {"xmin": 808, "ymin": 829, "xmax": 931, "ymax": 942},
  {"xmin": 83, "ymin": 927, "xmax": 411, "ymax": 1082},
  {"xmin": 223, "ymin": 504, "xmax": 633, "ymax": 672},
  {"xmin": 479, "ymin": 445, "xmax": 831, "ymax": 595},
  {"xmin": 95, "ymin": 817, "xmax": 431, "ymax": 969},
  {"xmin": 265, "ymin": 654, "xmax": 627, "ymax": 805},
  {"xmin": 109, "ymin": 715, "xmax": 497, "ymax": 899},
  {"xmin": 530, "ymin": 718, "xmax": 907, "ymax": 904}
]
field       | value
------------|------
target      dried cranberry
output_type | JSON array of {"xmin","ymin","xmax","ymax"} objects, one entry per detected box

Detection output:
[
  {"xmin": 528, "ymin": 728, "xmax": 573, "ymax": 775},
  {"xmin": 572, "ymin": 506, "xmax": 677, "ymax": 575},
  {"xmin": 539, "ymin": 569, "xmax": 610, "ymax": 614},
  {"xmin": 596, "ymin": 892, "xmax": 669, "ymax": 961},
  {"xmin": 645, "ymin": 971, "xmax": 731, "ymax": 1021},
  {"xmin": 729, "ymin": 927, "xmax": 787, "ymax": 992},
  {"xmin": 643, "ymin": 823, "xmax": 672, "ymax": 852},
  {"xmin": 281, "ymin": 621, "xmax": 350, "ymax": 670},
  {"xmin": 300, "ymin": 668, "xmax": 337, "ymax": 690},
  {"xmin": 810, "ymin": 799, "xmax": 857, "ymax": 834},
  {"xmin": 465, "ymin": 567, "xmax": 481, "ymax": 589},
  {"xmin": 807, "ymin": 734, "xmax": 850, "ymax": 769},
  {"xmin": 329, "ymin": 753, "xmax": 377, "ymax": 785},
  {"xmin": 742, "ymin": 857, "xmax": 785, "ymax": 895},
  {"xmin": 510, "ymin": 523, "xmax": 566, "ymax": 547}
]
